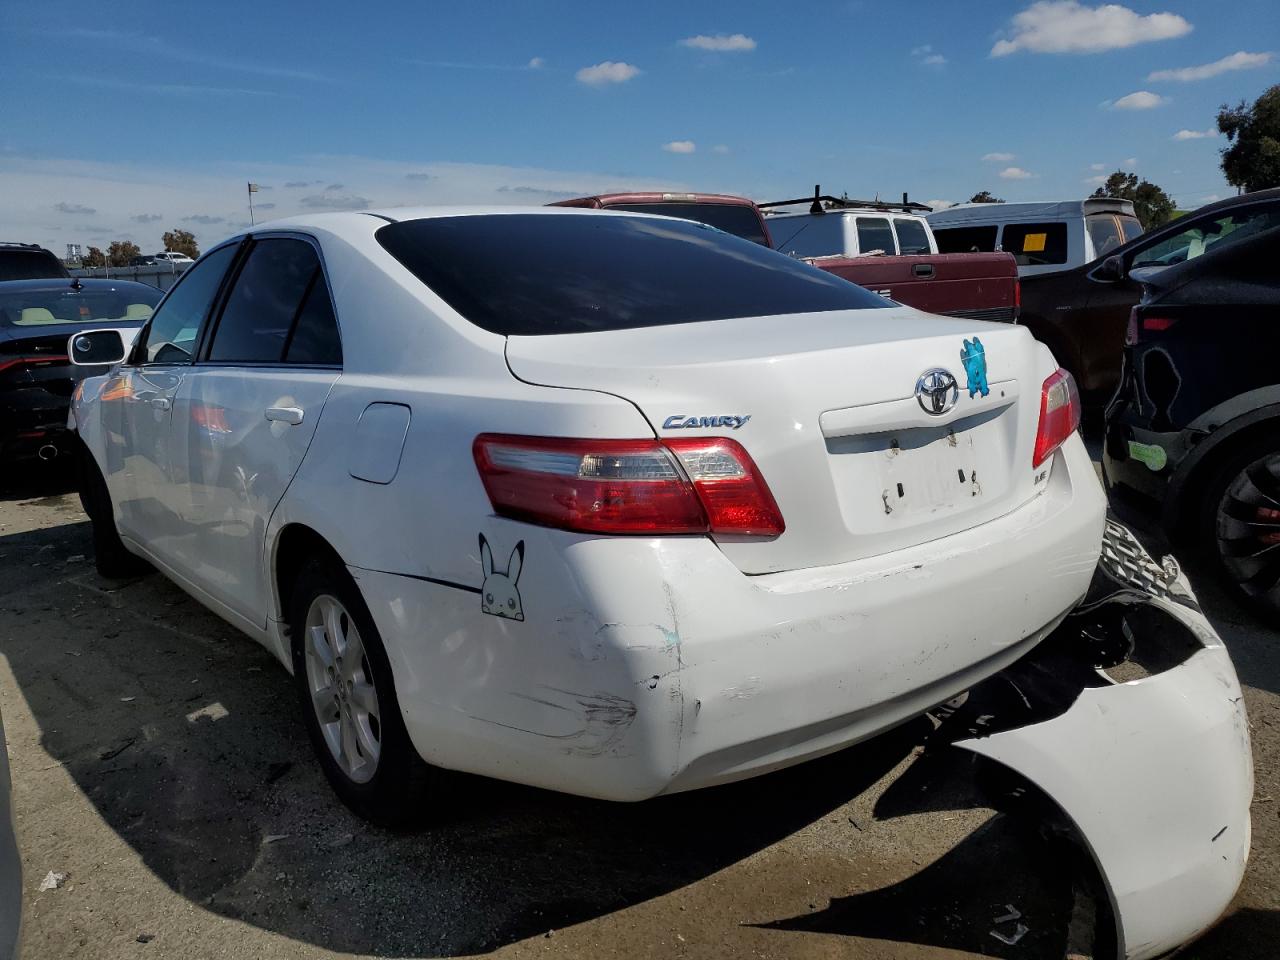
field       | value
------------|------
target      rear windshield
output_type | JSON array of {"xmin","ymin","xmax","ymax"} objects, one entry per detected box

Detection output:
[
  {"xmin": 0, "ymin": 284, "xmax": 162, "ymax": 327},
  {"xmin": 376, "ymin": 214, "xmax": 886, "ymax": 336},
  {"xmin": 604, "ymin": 202, "xmax": 770, "ymax": 246},
  {"xmin": 1087, "ymin": 214, "xmax": 1124, "ymax": 258},
  {"xmin": 0, "ymin": 249, "xmax": 68, "ymax": 281}
]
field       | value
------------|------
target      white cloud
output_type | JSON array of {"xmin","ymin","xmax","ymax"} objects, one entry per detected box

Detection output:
[
  {"xmin": 1090, "ymin": 162, "xmax": 1106, "ymax": 171},
  {"xmin": 528, "ymin": 57, "xmax": 545, "ymax": 69},
  {"xmin": 991, "ymin": 1, "xmax": 1191, "ymax": 56},
  {"xmin": 925, "ymin": 199, "xmax": 957, "ymax": 210},
  {"xmin": 999, "ymin": 166, "xmax": 1036, "ymax": 180},
  {"xmin": 1124, "ymin": 157, "xmax": 1138, "ymax": 166},
  {"xmin": 1109, "ymin": 91, "xmax": 1167, "ymax": 110},
  {"xmin": 0, "ymin": 153, "xmax": 691, "ymax": 254},
  {"xmin": 983, "ymin": 152, "xmax": 1016, "ymax": 162},
  {"xmin": 1148, "ymin": 50, "xmax": 1272, "ymax": 82},
  {"xmin": 575, "ymin": 61, "xmax": 641, "ymax": 85},
  {"xmin": 712, "ymin": 144, "xmax": 730, "ymax": 154},
  {"xmin": 1084, "ymin": 175, "xmax": 1108, "ymax": 185},
  {"xmin": 910, "ymin": 44, "xmax": 947, "ymax": 66},
  {"xmin": 1172, "ymin": 127, "xmax": 1219, "ymax": 140},
  {"xmin": 662, "ymin": 140, "xmax": 696, "ymax": 154},
  {"xmin": 680, "ymin": 33, "xmax": 756, "ymax": 52}
]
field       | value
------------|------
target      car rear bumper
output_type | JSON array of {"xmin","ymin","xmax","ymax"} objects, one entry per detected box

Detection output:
[{"xmin": 351, "ymin": 432, "xmax": 1105, "ymax": 801}]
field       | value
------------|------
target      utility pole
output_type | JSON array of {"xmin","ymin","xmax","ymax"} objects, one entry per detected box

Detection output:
[{"xmin": 248, "ymin": 182, "xmax": 259, "ymax": 225}]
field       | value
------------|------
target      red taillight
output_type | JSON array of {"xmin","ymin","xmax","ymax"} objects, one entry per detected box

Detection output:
[
  {"xmin": 0, "ymin": 354, "xmax": 68, "ymax": 374},
  {"xmin": 1013, "ymin": 277, "xmax": 1021, "ymax": 313},
  {"xmin": 473, "ymin": 434, "xmax": 785, "ymax": 537},
  {"xmin": 1033, "ymin": 368, "xmax": 1081, "ymax": 468},
  {"xmin": 1126, "ymin": 310, "xmax": 1176, "ymax": 345}
]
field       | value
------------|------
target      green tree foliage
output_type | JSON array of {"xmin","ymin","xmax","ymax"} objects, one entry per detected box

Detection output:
[
  {"xmin": 106, "ymin": 240, "xmax": 141, "ymax": 267},
  {"xmin": 162, "ymin": 229, "xmax": 200, "ymax": 259},
  {"xmin": 968, "ymin": 191, "xmax": 1004, "ymax": 204},
  {"xmin": 1090, "ymin": 170, "xmax": 1176, "ymax": 229},
  {"xmin": 82, "ymin": 246, "xmax": 106, "ymax": 268},
  {"xmin": 1218, "ymin": 84, "xmax": 1280, "ymax": 192}
]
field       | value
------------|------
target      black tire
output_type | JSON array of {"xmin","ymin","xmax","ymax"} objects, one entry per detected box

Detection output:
[
  {"xmin": 288, "ymin": 557, "xmax": 434, "ymax": 827},
  {"xmin": 1197, "ymin": 436, "xmax": 1280, "ymax": 625},
  {"xmin": 76, "ymin": 444, "xmax": 153, "ymax": 579}
]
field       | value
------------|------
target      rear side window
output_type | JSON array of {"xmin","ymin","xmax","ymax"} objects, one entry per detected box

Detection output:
[
  {"xmin": 1087, "ymin": 215, "xmax": 1124, "ymax": 258},
  {"xmin": 893, "ymin": 218, "xmax": 931, "ymax": 255},
  {"xmin": 376, "ymin": 214, "xmax": 887, "ymax": 336},
  {"xmin": 856, "ymin": 217, "xmax": 896, "ymax": 255},
  {"xmin": 1000, "ymin": 222, "xmax": 1068, "ymax": 266},
  {"xmin": 605, "ymin": 202, "xmax": 770, "ymax": 246},
  {"xmin": 934, "ymin": 225, "xmax": 998, "ymax": 253},
  {"xmin": 207, "ymin": 238, "xmax": 341, "ymax": 365},
  {"xmin": 136, "ymin": 244, "xmax": 238, "ymax": 364}
]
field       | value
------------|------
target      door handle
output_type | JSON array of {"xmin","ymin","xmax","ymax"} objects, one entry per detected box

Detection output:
[
  {"xmin": 911, "ymin": 263, "xmax": 935, "ymax": 278},
  {"xmin": 150, "ymin": 397, "xmax": 171, "ymax": 411},
  {"xmin": 265, "ymin": 406, "xmax": 304, "ymax": 425}
]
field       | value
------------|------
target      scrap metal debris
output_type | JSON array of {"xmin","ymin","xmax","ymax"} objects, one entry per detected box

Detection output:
[
  {"xmin": 38, "ymin": 870, "xmax": 68, "ymax": 891},
  {"xmin": 989, "ymin": 903, "xmax": 1028, "ymax": 945}
]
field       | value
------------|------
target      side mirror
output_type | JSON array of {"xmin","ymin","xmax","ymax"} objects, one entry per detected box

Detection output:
[
  {"xmin": 68, "ymin": 329, "xmax": 127, "ymax": 366},
  {"xmin": 1091, "ymin": 254, "xmax": 1126, "ymax": 283}
]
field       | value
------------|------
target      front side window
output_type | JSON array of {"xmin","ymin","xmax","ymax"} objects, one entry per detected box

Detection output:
[
  {"xmin": 1000, "ymin": 222, "xmax": 1068, "ymax": 266},
  {"xmin": 1131, "ymin": 205, "xmax": 1280, "ymax": 269},
  {"xmin": 135, "ymin": 244, "xmax": 237, "ymax": 364},
  {"xmin": 856, "ymin": 217, "xmax": 896, "ymax": 256},
  {"xmin": 768, "ymin": 216, "xmax": 846, "ymax": 258},
  {"xmin": 376, "ymin": 213, "xmax": 887, "ymax": 336},
  {"xmin": 893, "ymin": 218, "xmax": 931, "ymax": 255}
]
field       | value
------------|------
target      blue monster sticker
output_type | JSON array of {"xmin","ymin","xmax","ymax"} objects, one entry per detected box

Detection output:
[{"xmin": 960, "ymin": 337, "xmax": 990, "ymax": 398}]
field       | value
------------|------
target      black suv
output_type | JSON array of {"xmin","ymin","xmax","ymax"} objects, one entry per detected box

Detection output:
[
  {"xmin": 1104, "ymin": 218, "xmax": 1280, "ymax": 621},
  {"xmin": 0, "ymin": 242, "xmax": 69, "ymax": 281}
]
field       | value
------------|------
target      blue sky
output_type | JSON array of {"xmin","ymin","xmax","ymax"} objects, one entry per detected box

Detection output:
[{"xmin": 3, "ymin": 0, "xmax": 1277, "ymax": 254}]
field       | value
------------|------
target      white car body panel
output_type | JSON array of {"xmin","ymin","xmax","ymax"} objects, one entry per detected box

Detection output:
[{"xmin": 68, "ymin": 207, "xmax": 1251, "ymax": 957}]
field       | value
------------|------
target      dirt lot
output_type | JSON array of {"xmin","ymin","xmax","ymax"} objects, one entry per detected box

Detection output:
[{"xmin": 0, "ymin": 461, "xmax": 1277, "ymax": 959}]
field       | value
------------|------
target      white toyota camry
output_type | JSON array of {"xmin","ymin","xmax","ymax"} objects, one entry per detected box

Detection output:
[{"xmin": 69, "ymin": 207, "xmax": 1106, "ymax": 824}]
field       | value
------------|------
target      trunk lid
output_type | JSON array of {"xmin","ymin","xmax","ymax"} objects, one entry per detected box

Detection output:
[{"xmin": 506, "ymin": 307, "xmax": 1048, "ymax": 574}]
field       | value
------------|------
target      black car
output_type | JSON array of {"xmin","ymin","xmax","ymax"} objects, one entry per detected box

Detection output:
[
  {"xmin": 0, "ymin": 278, "xmax": 162, "ymax": 461},
  {"xmin": 1104, "ymin": 222, "xmax": 1280, "ymax": 620},
  {"xmin": 0, "ymin": 243, "xmax": 69, "ymax": 281}
]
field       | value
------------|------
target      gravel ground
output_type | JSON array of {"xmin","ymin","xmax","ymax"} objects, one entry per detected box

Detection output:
[{"xmin": 0, "ymin": 460, "xmax": 1276, "ymax": 959}]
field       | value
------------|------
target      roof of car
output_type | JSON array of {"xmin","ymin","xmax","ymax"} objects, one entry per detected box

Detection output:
[
  {"xmin": 552, "ymin": 192, "xmax": 759, "ymax": 207},
  {"xmin": 927, "ymin": 198, "xmax": 1138, "ymax": 224}
]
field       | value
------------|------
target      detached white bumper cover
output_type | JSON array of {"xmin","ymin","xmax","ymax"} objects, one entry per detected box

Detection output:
[{"xmin": 956, "ymin": 521, "xmax": 1252, "ymax": 960}]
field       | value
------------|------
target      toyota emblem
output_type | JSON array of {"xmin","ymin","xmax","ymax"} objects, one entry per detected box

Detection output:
[{"xmin": 915, "ymin": 368, "xmax": 959, "ymax": 416}]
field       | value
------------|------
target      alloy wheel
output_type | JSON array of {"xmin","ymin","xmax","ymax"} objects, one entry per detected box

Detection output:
[
  {"xmin": 303, "ymin": 594, "xmax": 382, "ymax": 783},
  {"xmin": 1216, "ymin": 452, "xmax": 1280, "ymax": 607}
]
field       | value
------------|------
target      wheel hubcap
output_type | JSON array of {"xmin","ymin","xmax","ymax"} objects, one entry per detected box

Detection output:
[
  {"xmin": 1216, "ymin": 453, "xmax": 1280, "ymax": 603},
  {"xmin": 304, "ymin": 594, "xmax": 381, "ymax": 783}
]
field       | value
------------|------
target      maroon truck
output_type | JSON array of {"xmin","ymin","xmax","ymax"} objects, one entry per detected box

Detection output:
[{"xmin": 552, "ymin": 192, "xmax": 1019, "ymax": 322}]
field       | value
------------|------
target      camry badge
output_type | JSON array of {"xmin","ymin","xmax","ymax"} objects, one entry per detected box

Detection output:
[
  {"xmin": 915, "ymin": 369, "xmax": 959, "ymax": 416},
  {"xmin": 662, "ymin": 415, "xmax": 751, "ymax": 430}
]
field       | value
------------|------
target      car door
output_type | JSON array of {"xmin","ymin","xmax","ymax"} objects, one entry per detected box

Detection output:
[
  {"xmin": 168, "ymin": 234, "xmax": 342, "ymax": 625},
  {"xmin": 101, "ymin": 243, "xmax": 239, "ymax": 555}
]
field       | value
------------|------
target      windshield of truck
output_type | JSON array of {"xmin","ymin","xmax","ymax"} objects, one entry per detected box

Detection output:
[
  {"xmin": 377, "ymin": 213, "xmax": 887, "ymax": 336},
  {"xmin": 605, "ymin": 202, "xmax": 770, "ymax": 246}
]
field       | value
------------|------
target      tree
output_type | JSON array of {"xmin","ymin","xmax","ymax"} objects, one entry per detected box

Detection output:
[
  {"xmin": 1218, "ymin": 83, "xmax": 1280, "ymax": 192},
  {"xmin": 82, "ymin": 246, "xmax": 106, "ymax": 268},
  {"xmin": 106, "ymin": 240, "xmax": 141, "ymax": 267},
  {"xmin": 968, "ymin": 191, "xmax": 1004, "ymax": 204},
  {"xmin": 1089, "ymin": 170, "xmax": 1176, "ymax": 229},
  {"xmin": 162, "ymin": 228, "xmax": 200, "ymax": 259}
]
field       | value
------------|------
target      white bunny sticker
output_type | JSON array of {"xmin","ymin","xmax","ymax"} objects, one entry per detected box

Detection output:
[{"xmin": 479, "ymin": 533, "xmax": 525, "ymax": 622}]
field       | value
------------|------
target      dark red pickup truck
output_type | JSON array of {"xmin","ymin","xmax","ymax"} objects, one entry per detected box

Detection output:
[{"xmin": 552, "ymin": 192, "xmax": 1019, "ymax": 322}]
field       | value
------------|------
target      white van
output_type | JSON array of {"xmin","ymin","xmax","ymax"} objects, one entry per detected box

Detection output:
[{"xmin": 926, "ymin": 199, "xmax": 1143, "ymax": 277}]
